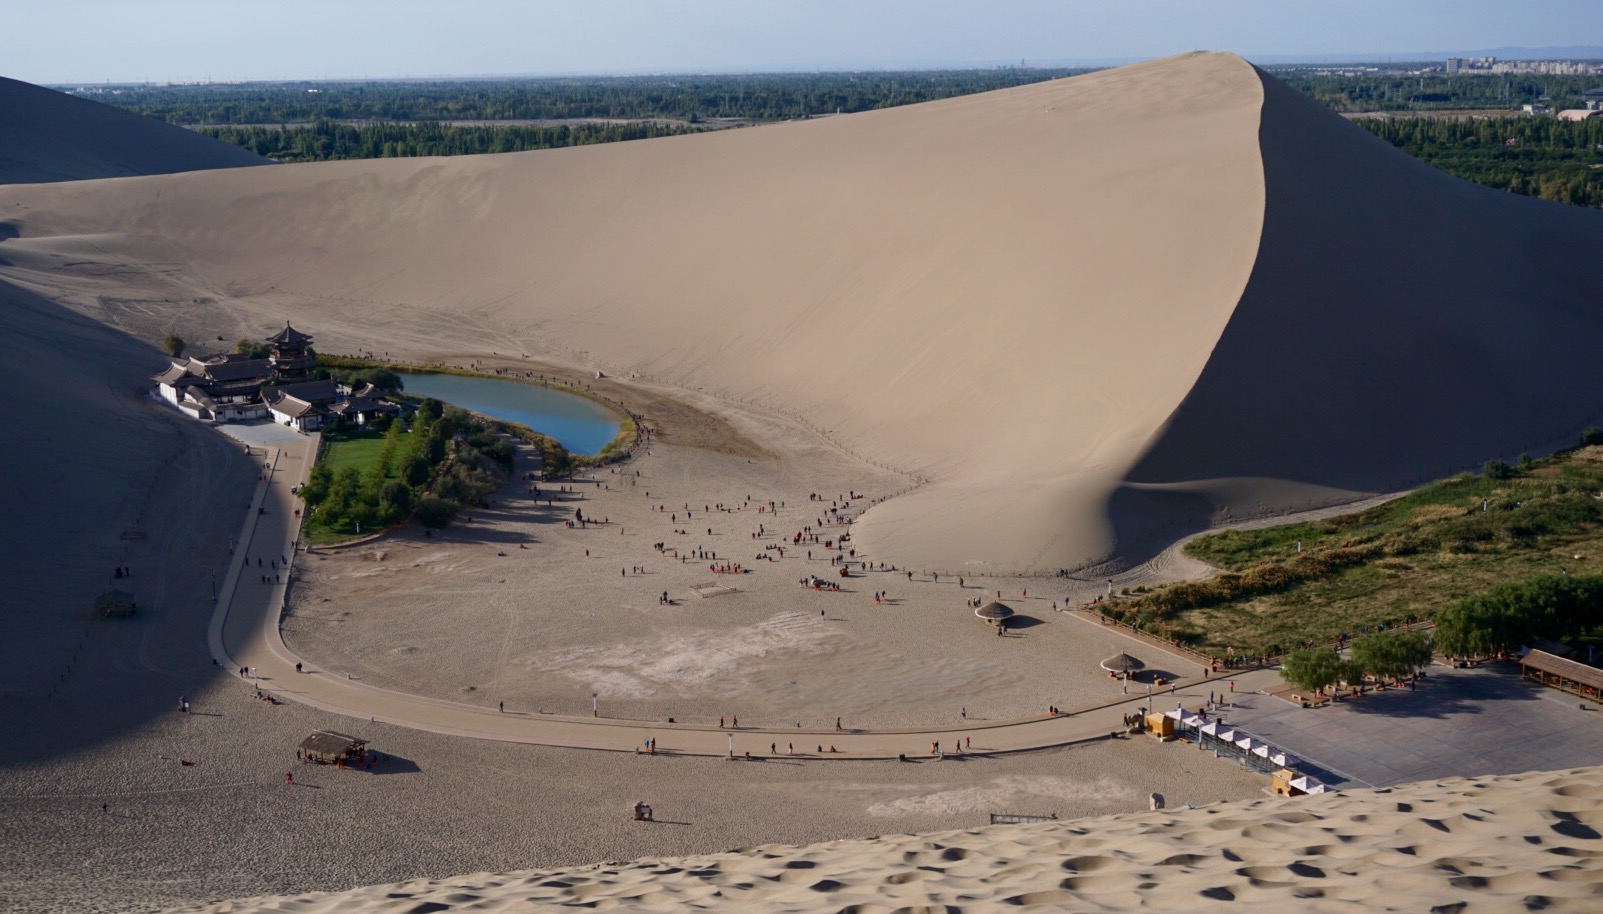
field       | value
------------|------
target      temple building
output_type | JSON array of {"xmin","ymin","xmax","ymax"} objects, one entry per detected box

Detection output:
[{"xmin": 153, "ymin": 323, "xmax": 399, "ymax": 433}]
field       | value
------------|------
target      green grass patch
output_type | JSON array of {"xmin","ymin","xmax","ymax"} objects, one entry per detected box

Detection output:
[
  {"xmin": 1107, "ymin": 445, "xmax": 1603, "ymax": 655},
  {"xmin": 319, "ymin": 429, "xmax": 397, "ymax": 480}
]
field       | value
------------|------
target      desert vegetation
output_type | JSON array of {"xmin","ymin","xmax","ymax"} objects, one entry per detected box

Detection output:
[
  {"xmin": 1102, "ymin": 435, "xmax": 1603, "ymax": 655},
  {"xmin": 299, "ymin": 399, "xmax": 514, "ymax": 542}
]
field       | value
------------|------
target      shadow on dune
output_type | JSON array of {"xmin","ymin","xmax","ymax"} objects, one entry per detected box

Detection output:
[
  {"xmin": 1104, "ymin": 68, "xmax": 1603, "ymax": 566},
  {"xmin": 0, "ymin": 281, "xmax": 259, "ymax": 767}
]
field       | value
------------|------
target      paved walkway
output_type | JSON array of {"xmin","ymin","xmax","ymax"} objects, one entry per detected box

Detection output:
[
  {"xmin": 202, "ymin": 427, "xmax": 1286, "ymax": 758},
  {"xmin": 1221, "ymin": 663, "xmax": 1603, "ymax": 788}
]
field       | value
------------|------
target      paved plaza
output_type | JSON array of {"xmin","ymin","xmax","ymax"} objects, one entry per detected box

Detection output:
[{"xmin": 1219, "ymin": 663, "xmax": 1603, "ymax": 788}]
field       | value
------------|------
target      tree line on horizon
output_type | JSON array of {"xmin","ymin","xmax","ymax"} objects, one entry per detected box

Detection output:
[
  {"xmin": 199, "ymin": 120, "xmax": 702, "ymax": 162},
  {"xmin": 81, "ymin": 67, "xmax": 1603, "ymax": 210},
  {"xmin": 1281, "ymin": 72, "xmax": 1603, "ymax": 113},
  {"xmin": 82, "ymin": 69, "xmax": 1088, "ymax": 125},
  {"xmin": 1356, "ymin": 114, "xmax": 1603, "ymax": 207}
]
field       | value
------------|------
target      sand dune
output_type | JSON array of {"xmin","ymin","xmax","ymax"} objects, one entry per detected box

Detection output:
[
  {"xmin": 0, "ymin": 77, "xmax": 267, "ymax": 184},
  {"xmin": 168, "ymin": 764, "xmax": 1603, "ymax": 913},
  {"xmin": 7, "ymin": 51, "xmax": 1603, "ymax": 914},
  {"xmin": 4, "ymin": 53, "xmax": 1601, "ymax": 574}
]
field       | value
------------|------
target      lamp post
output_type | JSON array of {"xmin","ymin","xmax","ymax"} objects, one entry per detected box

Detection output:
[
  {"xmin": 728, "ymin": 733, "xmax": 734, "ymax": 758},
  {"xmin": 592, "ymin": 693, "xmax": 598, "ymax": 717}
]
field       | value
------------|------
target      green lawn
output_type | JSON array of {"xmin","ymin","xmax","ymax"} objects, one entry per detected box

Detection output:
[
  {"xmin": 302, "ymin": 428, "xmax": 401, "ymax": 543},
  {"xmin": 320, "ymin": 429, "xmax": 395, "ymax": 478}
]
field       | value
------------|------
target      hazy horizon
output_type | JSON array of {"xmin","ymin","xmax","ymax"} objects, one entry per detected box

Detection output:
[{"xmin": 12, "ymin": 0, "xmax": 1603, "ymax": 85}]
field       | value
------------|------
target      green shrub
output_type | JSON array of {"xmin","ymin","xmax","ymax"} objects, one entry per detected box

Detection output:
[
  {"xmin": 416, "ymin": 495, "xmax": 460, "ymax": 528},
  {"xmin": 380, "ymin": 481, "xmax": 413, "ymax": 520},
  {"xmin": 1583, "ymin": 427, "xmax": 1603, "ymax": 447},
  {"xmin": 162, "ymin": 333, "xmax": 186, "ymax": 357},
  {"xmin": 401, "ymin": 454, "xmax": 431, "ymax": 487},
  {"xmin": 1484, "ymin": 459, "xmax": 1515, "ymax": 480},
  {"xmin": 1282, "ymin": 649, "xmax": 1345, "ymax": 693}
]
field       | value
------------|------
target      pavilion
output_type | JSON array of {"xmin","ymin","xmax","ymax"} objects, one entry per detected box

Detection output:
[{"xmin": 154, "ymin": 323, "xmax": 399, "ymax": 433}]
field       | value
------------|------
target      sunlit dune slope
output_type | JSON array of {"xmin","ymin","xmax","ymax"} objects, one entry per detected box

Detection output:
[
  {"xmin": 0, "ymin": 76, "xmax": 268, "ymax": 184},
  {"xmin": 169, "ymin": 765, "xmax": 1603, "ymax": 914},
  {"xmin": 6, "ymin": 52, "xmax": 1601, "ymax": 572}
]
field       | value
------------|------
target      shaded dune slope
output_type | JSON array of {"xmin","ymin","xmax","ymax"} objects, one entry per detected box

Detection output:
[
  {"xmin": 1112, "ymin": 70, "xmax": 1603, "ymax": 563},
  {"xmin": 170, "ymin": 764, "xmax": 1603, "ymax": 913},
  {"xmin": 0, "ymin": 76, "xmax": 267, "ymax": 184},
  {"xmin": 6, "ymin": 53, "xmax": 1602, "ymax": 572}
]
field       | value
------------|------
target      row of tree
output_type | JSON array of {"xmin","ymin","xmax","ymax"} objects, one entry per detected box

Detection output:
[
  {"xmin": 1281, "ymin": 629, "xmax": 1435, "ymax": 693},
  {"xmin": 1433, "ymin": 574, "xmax": 1603, "ymax": 658},
  {"xmin": 1277, "ymin": 71, "xmax": 1603, "ymax": 113},
  {"xmin": 1356, "ymin": 114, "xmax": 1603, "ymax": 207},
  {"xmin": 199, "ymin": 120, "xmax": 701, "ymax": 162},
  {"xmin": 84, "ymin": 69, "xmax": 1088, "ymax": 126}
]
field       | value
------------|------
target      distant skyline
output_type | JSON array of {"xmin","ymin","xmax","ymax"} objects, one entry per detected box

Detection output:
[{"xmin": 12, "ymin": 0, "xmax": 1603, "ymax": 84}]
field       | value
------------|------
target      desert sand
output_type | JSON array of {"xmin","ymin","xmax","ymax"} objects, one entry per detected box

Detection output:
[
  {"xmin": 6, "ymin": 50, "xmax": 1603, "ymax": 913},
  {"xmin": 11, "ymin": 51, "xmax": 1602, "ymax": 574},
  {"xmin": 0, "ymin": 76, "xmax": 267, "ymax": 184},
  {"xmin": 169, "ymin": 764, "xmax": 1603, "ymax": 914}
]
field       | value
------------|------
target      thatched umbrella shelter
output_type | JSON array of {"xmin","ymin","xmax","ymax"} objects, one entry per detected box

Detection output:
[
  {"xmin": 975, "ymin": 601, "xmax": 1015, "ymax": 624},
  {"xmin": 1100, "ymin": 652, "xmax": 1145, "ymax": 674}
]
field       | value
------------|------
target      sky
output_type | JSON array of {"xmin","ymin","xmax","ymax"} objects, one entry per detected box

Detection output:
[{"xmin": 10, "ymin": 0, "xmax": 1603, "ymax": 84}]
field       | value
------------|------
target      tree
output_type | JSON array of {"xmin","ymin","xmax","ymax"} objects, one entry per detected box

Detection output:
[
  {"xmin": 380, "ymin": 481, "xmax": 413, "ymax": 521},
  {"xmin": 234, "ymin": 338, "xmax": 271, "ymax": 358},
  {"xmin": 424, "ymin": 425, "xmax": 449, "ymax": 464},
  {"xmin": 1349, "ymin": 630, "xmax": 1433, "ymax": 680},
  {"xmin": 1584, "ymin": 427, "xmax": 1603, "ymax": 447},
  {"xmin": 401, "ymin": 454, "xmax": 431, "ymax": 487},
  {"xmin": 416, "ymin": 494, "xmax": 460, "ymax": 528},
  {"xmin": 367, "ymin": 368, "xmax": 404, "ymax": 392},
  {"xmin": 1435, "ymin": 574, "xmax": 1603, "ymax": 656},
  {"xmin": 376, "ymin": 420, "xmax": 405, "ymax": 479},
  {"xmin": 300, "ymin": 464, "xmax": 333, "ymax": 507},
  {"xmin": 162, "ymin": 333, "xmax": 186, "ymax": 357},
  {"xmin": 416, "ymin": 397, "xmax": 443, "ymax": 424},
  {"xmin": 1484, "ymin": 459, "xmax": 1515, "ymax": 480},
  {"xmin": 1281, "ymin": 649, "xmax": 1347, "ymax": 694},
  {"xmin": 324, "ymin": 467, "xmax": 363, "ymax": 519}
]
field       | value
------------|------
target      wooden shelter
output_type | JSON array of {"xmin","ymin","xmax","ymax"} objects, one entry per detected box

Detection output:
[
  {"xmin": 95, "ymin": 589, "xmax": 137, "ymax": 617},
  {"xmin": 298, "ymin": 729, "xmax": 368, "ymax": 764},
  {"xmin": 1520, "ymin": 649, "xmax": 1603, "ymax": 699},
  {"xmin": 975, "ymin": 601, "xmax": 1015, "ymax": 624}
]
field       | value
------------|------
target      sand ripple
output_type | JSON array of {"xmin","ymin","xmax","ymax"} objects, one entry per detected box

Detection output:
[{"xmin": 167, "ymin": 765, "xmax": 1603, "ymax": 914}]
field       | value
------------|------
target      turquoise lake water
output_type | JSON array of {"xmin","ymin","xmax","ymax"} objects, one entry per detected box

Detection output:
[{"xmin": 398, "ymin": 373, "xmax": 621, "ymax": 456}]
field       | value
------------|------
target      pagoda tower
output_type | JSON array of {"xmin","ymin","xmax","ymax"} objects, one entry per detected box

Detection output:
[{"xmin": 267, "ymin": 323, "xmax": 315, "ymax": 382}]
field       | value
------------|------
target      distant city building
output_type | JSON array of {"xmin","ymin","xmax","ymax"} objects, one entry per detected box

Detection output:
[
  {"xmin": 1522, "ymin": 103, "xmax": 1552, "ymax": 115},
  {"xmin": 1445, "ymin": 57, "xmax": 1463, "ymax": 74},
  {"xmin": 153, "ymin": 323, "xmax": 399, "ymax": 433}
]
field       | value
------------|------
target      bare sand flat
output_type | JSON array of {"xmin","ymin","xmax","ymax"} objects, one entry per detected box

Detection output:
[{"xmin": 167, "ymin": 764, "xmax": 1603, "ymax": 913}]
